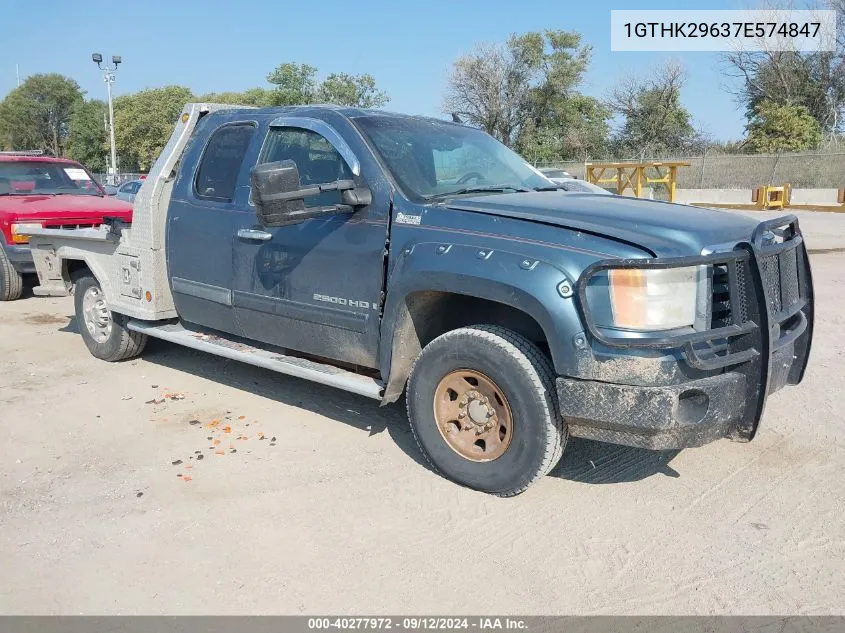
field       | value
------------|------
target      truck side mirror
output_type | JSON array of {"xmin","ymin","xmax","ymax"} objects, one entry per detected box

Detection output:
[
  {"xmin": 250, "ymin": 160, "xmax": 307, "ymax": 225},
  {"xmin": 340, "ymin": 186, "xmax": 372, "ymax": 207},
  {"xmin": 251, "ymin": 159, "xmax": 371, "ymax": 227}
]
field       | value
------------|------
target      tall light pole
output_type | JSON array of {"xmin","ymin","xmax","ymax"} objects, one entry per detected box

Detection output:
[{"xmin": 92, "ymin": 53, "xmax": 121, "ymax": 185}]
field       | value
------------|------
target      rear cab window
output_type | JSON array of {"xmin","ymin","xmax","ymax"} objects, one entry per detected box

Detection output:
[{"xmin": 195, "ymin": 123, "xmax": 257, "ymax": 203}]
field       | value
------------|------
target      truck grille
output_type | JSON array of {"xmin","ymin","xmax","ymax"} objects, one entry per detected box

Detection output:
[
  {"xmin": 710, "ymin": 261, "xmax": 749, "ymax": 328},
  {"xmin": 708, "ymin": 230, "xmax": 805, "ymax": 335},
  {"xmin": 710, "ymin": 264, "xmax": 732, "ymax": 327},
  {"xmin": 759, "ymin": 248, "xmax": 801, "ymax": 315},
  {"xmin": 43, "ymin": 223, "xmax": 96, "ymax": 230}
]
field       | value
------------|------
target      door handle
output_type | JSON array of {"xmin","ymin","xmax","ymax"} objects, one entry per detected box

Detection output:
[{"xmin": 237, "ymin": 229, "xmax": 273, "ymax": 241}]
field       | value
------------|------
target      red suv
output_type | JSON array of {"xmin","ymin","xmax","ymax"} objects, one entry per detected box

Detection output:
[{"xmin": 0, "ymin": 153, "xmax": 133, "ymax": 300}]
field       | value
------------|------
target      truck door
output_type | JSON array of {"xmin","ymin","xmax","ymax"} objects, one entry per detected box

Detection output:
[
  {"xmin": 167, "ymin": 121, "xmax": 257, "ymax": 335},
  {"xmin": 231, "ymin": 119, "xmax": 388, "ymax": 368}
]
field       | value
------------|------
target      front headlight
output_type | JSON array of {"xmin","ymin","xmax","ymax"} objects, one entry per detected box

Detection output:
[
  {"xmin": 605, "ymin": 266, "xmax": 702, "ymax": 331},
  {"xmin": 10, "ymin": 223, "xmax": 42, "ymax": 244}
]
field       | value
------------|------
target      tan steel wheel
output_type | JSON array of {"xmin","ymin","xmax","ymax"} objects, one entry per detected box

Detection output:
[{"xmin": 433, "ymin": 369, "xmax": 513, "ymax": 462}]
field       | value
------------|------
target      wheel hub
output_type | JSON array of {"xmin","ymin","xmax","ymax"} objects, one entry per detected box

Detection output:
[
  {"xmin": 433, "ymin": 370, "xmax": 513, "ymax": 462},
  {"xmin": 82, "ymin": 286, "xmax": 113, "ymax": 343},
  {"xmin": 467, "ymin": 398, "xmax": 491, "ymax": 426}
]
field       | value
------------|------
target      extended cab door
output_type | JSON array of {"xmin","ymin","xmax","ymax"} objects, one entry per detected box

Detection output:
[
  {"xmin": 231, "ymin": 118, "xmax": 388, "ymax": 368},
  {"xmin": 166, "ymin": 120, "xmax": 257, "ymax": 335}
]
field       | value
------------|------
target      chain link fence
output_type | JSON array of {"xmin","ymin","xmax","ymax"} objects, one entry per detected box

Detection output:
[{"xmin": 538, "ymin": 151, "xmax": 845, "ymax": 190}]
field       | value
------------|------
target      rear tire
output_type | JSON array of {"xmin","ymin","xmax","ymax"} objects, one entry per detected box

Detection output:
[
  {"xmin": 0, "ymin": 247, "xmax": 24, "ymax": 301},
  {"xmin": 74, "ymin": 274, "xmax": 147, "ymax": 361},
  {"xmin": 406, "ymin": 325, "xmax": 566, "ymax": 496}
]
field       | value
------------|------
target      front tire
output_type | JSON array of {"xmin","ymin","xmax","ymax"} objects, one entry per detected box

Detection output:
[
  {"xmin": 0, "ymin": 247, "xmax": 24, "ymax": 301},
  {"xmin": 406, "ymin": 325, "xmax": 566, "ymax": 496},
  {"xmin": 74, "ymin": 274, "xmax": 147, "ymax": 361}
]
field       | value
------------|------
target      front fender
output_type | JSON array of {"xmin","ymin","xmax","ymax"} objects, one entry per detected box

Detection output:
[{"xmin": 380, "ymin": 240, "xmax": 586, "ymax": 382}]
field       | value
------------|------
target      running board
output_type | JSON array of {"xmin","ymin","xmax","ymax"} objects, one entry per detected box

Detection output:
[{"xmin": 126, "ymin": 320, "xmax": 384, "ymax": 400}]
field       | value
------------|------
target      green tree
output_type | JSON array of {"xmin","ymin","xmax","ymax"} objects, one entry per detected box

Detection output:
[
  {"xmin": 266, "ymin": 63, "xmax": 318, "ymax": 106},
  {"xmin": 725, "ymin": 49, "xmax": 845, "ymax": 135},
  {"xmin": 66, "ymin": 99, "xmax": 108, "ymax": 172},
  {"xmin": 517, "ymin": 94, "xmax": 610, "ymax": 162},
  {"xmin": 0, "ymin": 74, "xmax": 83, "ymax": 155},
  {"xmin": 0, "ymin": 91, "xmax": 40, "ymax": 151},
  {"xmin": 608, "ymin": 61, "xmax": 703, "ymax": 158},
  {"xmin": 199, "ymin": 88, "xmax": 275, "ymax": 107},
  {"xmin": 557, "ymin": 95, "xmax": 612, "ymax": 160},
  {"xmin": 113, "ymin": 85, "xmax": 194, "ymax": 171},
  {"xmin": 722, "ymin": 1, "xmax": 845, "ymax": 135},
  {"xmin": 200, "ymin": 64, "xmax": 390, "ymax": 109},
  {"xmin": 745, "ymin": 100, "xmax": 822, "ymax": 153},
  {"xmin": 317, "ymin": 72, "xmax": 389, "ymax": 108},
  {"xmin": 444, "ymin": 30, "xmax": 607, "ymax": 160},
  {"xmin": 443, "ymin": 37, "xmax": 541, "ymax": 146}
]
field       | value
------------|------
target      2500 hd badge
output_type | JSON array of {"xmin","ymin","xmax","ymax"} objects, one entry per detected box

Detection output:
[{"xmin": 313, "ymin": 293, "xmax": 380, "ymax": 310}]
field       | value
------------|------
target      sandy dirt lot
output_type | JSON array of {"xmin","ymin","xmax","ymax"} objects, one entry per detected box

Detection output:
[{"xmin": 1, "ymin": 254, "xmax": 843, "ymax": 616}]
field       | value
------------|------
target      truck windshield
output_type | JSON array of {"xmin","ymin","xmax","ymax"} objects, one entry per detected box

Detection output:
[
  {"xmin": 0, "ymin": 161, "xmax": 103, "ymax": 196},
  {"xmin": 353, "ymin": 116, "xmax": 553, "ymax": 202}
]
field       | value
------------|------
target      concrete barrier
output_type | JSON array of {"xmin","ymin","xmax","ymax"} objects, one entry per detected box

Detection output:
[
  {"xmin": 789, "ymin": 188, "xmax": 841, "ymax": 206},
  {"xmin": 675, "ymin": 188, "xmax": 843, "ymax": 207},
  {"xmin": 674, "ymin": 189, "xmax": 754, "ymax": 206}
]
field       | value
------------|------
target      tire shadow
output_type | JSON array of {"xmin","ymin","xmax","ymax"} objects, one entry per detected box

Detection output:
[
  {"xmin": 59, "ymin": 315, "xmax": 79, "ymax": 334},
  {"xmin": 550, "ymin": 437, "xmax": 681, "ymax": 484}
]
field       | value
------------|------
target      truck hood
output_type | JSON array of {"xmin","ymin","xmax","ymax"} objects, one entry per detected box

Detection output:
[
  {"xmin": 0, "ymin": 193, "xmax": 132, "ymax": 222},
  {"xmin": 447, "ymin": 192, "xmax": 759, "ymax": 257}
]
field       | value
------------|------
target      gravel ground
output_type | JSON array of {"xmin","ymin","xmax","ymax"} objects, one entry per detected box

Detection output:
[{"xmin": 1, "ymin": 252, "xmax": 843, "ymax": 615}]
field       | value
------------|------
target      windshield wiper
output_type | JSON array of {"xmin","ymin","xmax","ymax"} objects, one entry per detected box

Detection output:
[
  {"xmin": 532, "ymin": 185, "xmax": 564, "ymax": 191},
  {"xmin": 425, "ymin": 184, "xmax": 531, "ymax": 200}
]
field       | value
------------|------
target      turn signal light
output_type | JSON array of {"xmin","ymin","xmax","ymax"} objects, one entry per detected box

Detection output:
[{"xmin": 10, "ymin": 222, "xmax": 42, "ymax": 244}]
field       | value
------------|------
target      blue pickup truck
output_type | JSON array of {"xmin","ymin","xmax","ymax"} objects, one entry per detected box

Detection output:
[{"xmin": 23, "ymin": 103, "xmax": 814, "ymax": 495}]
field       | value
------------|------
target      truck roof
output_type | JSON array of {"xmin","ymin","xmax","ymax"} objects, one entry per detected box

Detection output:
[{"xmin": 203, "ymin": 103, "xmax": 463, "ymax": 127}]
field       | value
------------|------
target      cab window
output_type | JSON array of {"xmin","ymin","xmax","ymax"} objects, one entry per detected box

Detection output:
[
  {"xmin": 257, "ymin": 127, "xmax": 353, "ymax": 208},
  {"xmin": 195, "ymin": 123, "xmax": 256, "ymax": 202}
]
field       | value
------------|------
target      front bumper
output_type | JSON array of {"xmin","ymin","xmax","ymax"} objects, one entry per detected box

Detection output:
[
  {"xmin": 564, "ymin": 214, "xmax": 813, "ymax": 450},
  {"xmin": 558, "ymin": 373, "xmax": 746, "ymax": 450},
  {"xmin": 2, "ymin": 243, "xmax": 35, "ymax": 274}
]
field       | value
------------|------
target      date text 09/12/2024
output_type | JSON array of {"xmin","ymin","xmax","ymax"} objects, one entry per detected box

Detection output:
[{"xmin": 307, "ymin": 617, "xmax": 527, "ymax": 630}]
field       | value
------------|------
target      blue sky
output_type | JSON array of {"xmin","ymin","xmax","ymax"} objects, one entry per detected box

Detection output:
[{"xmin": 2, "ymin": 0, "xmax": 748, "ymax": 141}]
